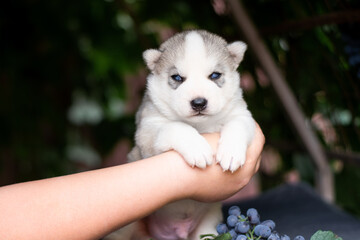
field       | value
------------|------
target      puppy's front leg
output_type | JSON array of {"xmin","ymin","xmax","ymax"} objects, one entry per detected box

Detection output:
[
  {"xmin": 216, "ymin": 115, "xmax": 255, "ymax": 172},
  {"xmin": 154, "ymin": 122, "xmax": 214, "ymax": 169}
]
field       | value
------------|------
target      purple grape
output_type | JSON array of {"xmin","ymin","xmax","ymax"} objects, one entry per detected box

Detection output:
[
  {"xmin": 227, "ymin": 215, "xmax": 238, "ymax": 228},
  {"xmin": 216, "ymin": 223, "xmax": 228, "ymax": 235},
  {"xmin": 293, "ymin": 236, "xmax": 305, "ymax": 240},
  {"xmin": 262, "ymin": 219, "xmax": 276, "ymax": 230},
  {"xmin": 247, "ymin": 208, "xmax": 260, "ymax": 224},
  {"xmin": 254, "ymin": 224, "xmax": 271, "ymax": 238},
  {"xmin": 236, "ymin": 235, "xmax": 247, "ymax": 240},
  {"xmin": 246, "ymin": 208, "xmax": 258, "ymax": 217},
  {"xmin": 235, "ymin": 221, "xmax": 250, "ymax": 234},
  {"xmin": 268, "ymin": 232, "xmax": 280, "ymax": 240},
  {"xmin": 229, "ymin": 229, "xmax": 237, "ymax": 240},
  {"xmin": 280, "ymin": 235, "xmax": 291, "ymax": 240},
  {"xmin": 228, "ymin": 205, "xmax": 241, "ymax": 216}
]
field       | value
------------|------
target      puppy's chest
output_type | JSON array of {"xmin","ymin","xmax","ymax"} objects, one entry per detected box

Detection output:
[{"xmin": 191, "ymin": 121, "xmax": 224, "ymax": 134}]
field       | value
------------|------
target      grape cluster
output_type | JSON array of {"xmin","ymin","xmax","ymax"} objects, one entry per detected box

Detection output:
[{"xmin": 215, "ymin": 205, "xmax": 305, "ymax": 240}]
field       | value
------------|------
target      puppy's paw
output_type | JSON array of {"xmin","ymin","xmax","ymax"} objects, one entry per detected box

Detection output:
[
  {"xmin": 216, "ymin": 136, "xmax": 247, "ymax": 172},
  {"xmin": 176, "ymin": 136, "xmax": 214, "ymax": 169}
]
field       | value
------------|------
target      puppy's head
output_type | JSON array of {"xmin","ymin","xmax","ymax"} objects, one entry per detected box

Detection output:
[{"xmin": 144, "ymin": 30, "xmax": 247, "ymax": 123}]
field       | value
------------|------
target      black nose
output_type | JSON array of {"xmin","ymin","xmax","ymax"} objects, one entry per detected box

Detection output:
[{"xmin": 190, "ymin": 98, "xmax": 208, "ymax": 111}]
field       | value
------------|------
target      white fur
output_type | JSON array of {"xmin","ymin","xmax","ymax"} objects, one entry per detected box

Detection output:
[
  {"xmin": 227, "ymin": 41, "xmax": 247, "ymax": 66},
  {"xmin": 105, "ymin": 30, "xmax": 255, "ymax": 240}
]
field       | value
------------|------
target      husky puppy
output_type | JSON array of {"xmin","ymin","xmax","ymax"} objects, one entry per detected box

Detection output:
[{"xmin": 106, "ymin": 30, "xmax": 255, "ymax": 240}]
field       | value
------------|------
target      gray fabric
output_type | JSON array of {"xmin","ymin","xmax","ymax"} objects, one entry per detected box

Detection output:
[{"xmin": 223, "ymin": 183, "xmax": 360, "ymax": 240}]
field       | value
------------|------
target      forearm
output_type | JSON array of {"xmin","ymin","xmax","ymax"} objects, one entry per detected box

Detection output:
[
  {"xmin": 0, "ymin": 126, "xmax": 264, "ymax": 240},
  {"xmin": 0, "ymin": 151, "xmax": 192, "ymax": 240}
]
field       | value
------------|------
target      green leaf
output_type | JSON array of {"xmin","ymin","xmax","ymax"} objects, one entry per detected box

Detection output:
[
  {"xmin": 199, "ymin": 233, "xmax": 232, "ymax": 240},
  {"xmin": 200, "ymin": 234, "xmax": 217, "ymax": 239},
  {"xmin": 310, "ymin": 230, "xmax": 343, "ymax": 240},
  {"xmin": 214, "ymin": 233, "xmax": 232, "ymax": 240}
]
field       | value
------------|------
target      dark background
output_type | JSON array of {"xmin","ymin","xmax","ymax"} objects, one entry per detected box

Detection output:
[{"xmin": 1, "ymin": 0, "xmax": 359, "ymax": 217}]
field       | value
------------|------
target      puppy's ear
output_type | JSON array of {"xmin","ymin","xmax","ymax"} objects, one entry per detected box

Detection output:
[
  {"xmin": 143, "ymin": 49, "xmax": 162, "ymax": 71},
  {"xmin": 227, "ymin": 41, "xmax": 247, "ymax": 67}
]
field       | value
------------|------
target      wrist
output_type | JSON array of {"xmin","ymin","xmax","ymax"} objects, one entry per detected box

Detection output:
[
  {"xmin": 162, "ymin": 150, "xmax": 197, "ymax": 201},
  {"xmin": 167, "ymin": 133, "xmax": 221, "ymax": 201}
]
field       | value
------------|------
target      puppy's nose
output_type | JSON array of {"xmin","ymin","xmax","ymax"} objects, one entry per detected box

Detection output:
[{"xmin": 190, "ymin": 98, "xmax": 208, "ymax": 111}]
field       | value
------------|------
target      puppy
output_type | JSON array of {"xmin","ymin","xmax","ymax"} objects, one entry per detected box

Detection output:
[{"xmin": 105, "ymin": 30, "xmax": 255, "ymax": 240}]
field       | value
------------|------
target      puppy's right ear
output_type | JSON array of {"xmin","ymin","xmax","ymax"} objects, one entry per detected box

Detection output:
[{"xmin": 143, "ymin": 49, "xmax": 162, "ymax": 71}]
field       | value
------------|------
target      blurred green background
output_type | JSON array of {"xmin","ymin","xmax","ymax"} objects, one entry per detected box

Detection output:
[{"xmin": 1, "ymin": 0, "xmax": 359, "ymax": 215}]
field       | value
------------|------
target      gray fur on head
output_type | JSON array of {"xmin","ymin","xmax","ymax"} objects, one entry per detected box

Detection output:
[{"xmin": 143, "ymin": 30, "xmax": 247, "ymax": 73}]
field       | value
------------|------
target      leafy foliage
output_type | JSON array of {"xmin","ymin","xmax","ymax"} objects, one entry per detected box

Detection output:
[
  {"xmin": 310, "ymin": 230, "xmax": 343, "ymax": 240},
  {"xmin": 200, "ymin": 233, "xmax": 232, "ymax": 240}
]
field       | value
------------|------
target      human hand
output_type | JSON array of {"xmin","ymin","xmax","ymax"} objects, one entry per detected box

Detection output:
[{"xmin": 183, "ymin": 122, "xmax": 264, "ymax": 202}]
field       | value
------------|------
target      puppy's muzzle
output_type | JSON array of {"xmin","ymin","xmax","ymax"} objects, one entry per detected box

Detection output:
[{"xmin": 190, "ymin": 97, "xmax": 208, "ymax": 112}]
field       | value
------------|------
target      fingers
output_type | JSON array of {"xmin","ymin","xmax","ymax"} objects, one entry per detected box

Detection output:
[
  {"xmin": 240, "ymin": 121, "xmax": 265, "ymax": 167},
  {"xmin": 225, "ymin": 122, "xmax": 264, "ymax": 195},
  {"xmin": 253, "ymin": 122, "xmax": 265, "ymax": 173},
  {"xmin": 255, "ymin": 155, "xmax": 262, "ymax": 172},
  {"xmin": 248, "ymin": 122, "xmax": 265, "ymax": 160}
]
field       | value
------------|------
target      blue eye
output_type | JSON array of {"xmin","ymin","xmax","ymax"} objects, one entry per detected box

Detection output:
[
  {"xmin": 171, "ymin": 74, "xmax": 184, "ymax": 82},
  {"xmin": 209, "ymin": 72, "xmax": 222, "ymax": 80}
]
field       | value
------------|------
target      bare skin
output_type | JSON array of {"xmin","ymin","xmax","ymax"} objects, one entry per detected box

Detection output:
[{"xmin": 0, "ymin": 123, "xmax": 264, "ymax": 240}]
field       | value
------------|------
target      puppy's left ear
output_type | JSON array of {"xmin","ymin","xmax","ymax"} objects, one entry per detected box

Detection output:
[
  {"xmin": 227, "ymin": 41, "xmax": 247, "ymax": 68},
  {"xmin": 143, "ymin": 49, "xmax": 162, "ymax": 72}
]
